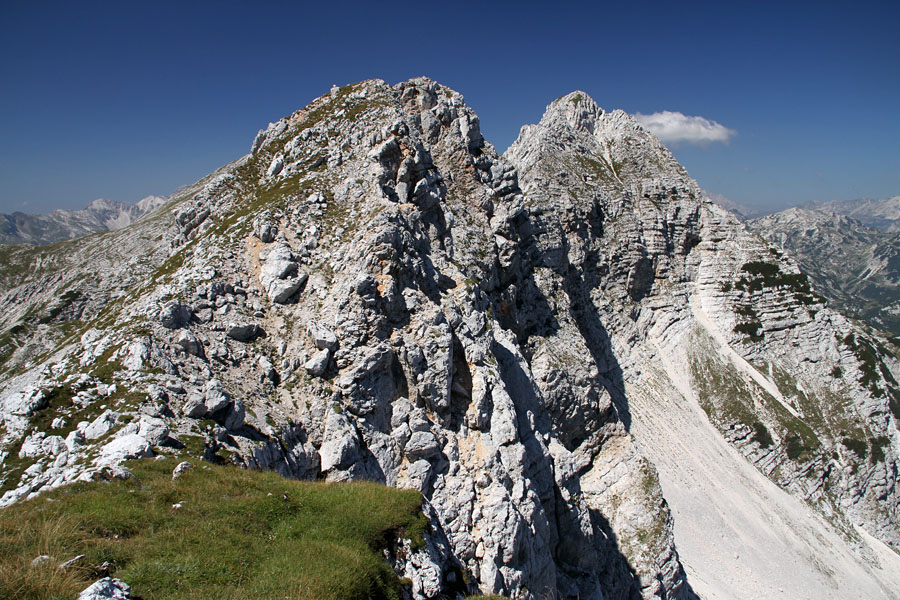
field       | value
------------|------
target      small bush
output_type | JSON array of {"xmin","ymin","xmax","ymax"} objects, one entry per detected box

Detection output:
[
  {"xmin": 734, "ymin": 320, "xmax": 763, "ymax": 340},
  {"xmin": 751, "ymin": 422, "xmax": 774, "ymax": 448},
  {"xmin": 785, "ymin": 434, "xmax": 808, "ymax": 460},
  {"xmin": 870, "ymin": 436, "xmax": 890, "ymax": 463},
  {"xmin": 842, "ymin": 438, "xmax": 868, "ymax": 459}
]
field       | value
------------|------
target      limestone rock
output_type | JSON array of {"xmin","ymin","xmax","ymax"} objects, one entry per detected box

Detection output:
[
  {"xmin": 159, "ymin": 302, "xmax": 193, "ymax": 329},
  {"xmin": 78, "ymin": 577, "xmax": 133, "ymax": 600},
  {"xmin": 2, "ymin": 77, "xmax": 899, "ymax": 600},
  {"xmin": 304, "ymin": 349, "xmax": 331, "ymax": 377},
  {"xmin": 83, "ymin": 411, "xmax": 120, "ymax": 440},
  {"xmin": 225, "ymin": 322, "xmax": 263, "ymax": 342},
  {"xmin": 172, "ymin": 460, "xmax": 192, "ymax": 479},
  {"xmin": 404, "ymin": 431, "xmax": 440, "ymax": 461},
  {"xmin": 96, "ymin": 434, "xmax": 152, "ymax": 466}
]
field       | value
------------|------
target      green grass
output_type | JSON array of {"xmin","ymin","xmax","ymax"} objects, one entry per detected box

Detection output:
[{"xmin": 0, "ymin": 458, "xmax": 428, "ymax": 600}]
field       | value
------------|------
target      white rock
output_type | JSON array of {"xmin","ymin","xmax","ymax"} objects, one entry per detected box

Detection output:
[
  {"xmin": 78, "ymin": 577, "xmax": 132, "ymax": 599},
  {"xmin": 136, "ymin": 416, "xmax": 169, "ymax": 446},
  {"xmin": 84, "ymin": 410, "xmax": 120, "ymax": 440},
  {"xmin": 172, "ymin": 460, "xmax": 193, "ymax": 479},
  {"xmin": 95, "ymin": 434, "xmax": 152, "ymax": 466},
  {"xmin": 307, "ymin": 321, "xmax": 338, "ymax": 351},
  {"xmin": 404, "ymin": 431, "xmax": 440, "ymax": 461},
  {"xmin": 303, "ymin": 348, "xmax": 331, "ymax": 377}
]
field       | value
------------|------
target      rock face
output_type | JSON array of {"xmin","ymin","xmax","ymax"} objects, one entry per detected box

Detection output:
[
  {"xmin": 748, "ymin": 207, "xmax": 900, "ymax": 335},
  {"xmin": 1, "ymin": 79, "xmax": 900, "ymax": 599}
]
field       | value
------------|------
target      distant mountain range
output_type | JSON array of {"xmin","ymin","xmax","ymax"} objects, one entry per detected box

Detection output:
[
  {"xmin": 748, "ymin": 201, "xmax": 900, "ymax": 336},
  {"xmin": 803, "ymin": 195, "xmax": 900, "ymax": 232},
  {"xmin": 0, "ymin": 196, "xmax": 166, "ymax": 245}
]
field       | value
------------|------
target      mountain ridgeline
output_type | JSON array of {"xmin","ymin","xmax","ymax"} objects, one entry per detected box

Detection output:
[
  {"xmin": 1, "ymin": 79, "xmax": 899, "ymax": 599},
  {"xmin": 748, "ymin": 207, "xmax": 900, "ymax": 336},
  {"xmin": 0, "ymin": 196, "xmax": 167, "ymax": 245}
]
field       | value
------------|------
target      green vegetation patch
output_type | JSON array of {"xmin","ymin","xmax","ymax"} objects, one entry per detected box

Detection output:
[
  {"xmin": 733, "ymin": 320, "xmax": 763, "ymax": 341},
  {"xmin": 751, "ymin": 421, "xmax": 774, "ymax": 448},
  {"xmin": 0, "ymin": 458, "xmax": 427, "ymax": 600},
  {"xmin": 735, "ymin": 261, "xmax": 819, "ymax": 305},
  {"xmin": 842, "ymin": 437, "xmax": 868, "ymax": 459},
  {"xmin": 842, "ymin": 333, "xmax": 897, "ymax": 401}
]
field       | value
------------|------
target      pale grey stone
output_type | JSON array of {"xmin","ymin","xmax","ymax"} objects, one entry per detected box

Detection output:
[
  {"xmin": 78, "ymin": 577, "xmax": 132, "ymax": 599},
  {"xmin": 83, "ymin": 410, "xmax": 120, "ymax": 440},
  {"xmin": 172, "ymin": 460, "xmax": 192, "ymax": 479},
  {"xmin": 304, "ymin": 348, "xmax": 330, "ymax": 377},
  {"xmin": 404, "ymin": 431, "xmax": 440, "ymax": 461}
]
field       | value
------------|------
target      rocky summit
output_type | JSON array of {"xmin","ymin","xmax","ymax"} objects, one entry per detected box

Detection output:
[{"xmin": 1, "ymin": 78, "xmax": 900, "ymax": 599}]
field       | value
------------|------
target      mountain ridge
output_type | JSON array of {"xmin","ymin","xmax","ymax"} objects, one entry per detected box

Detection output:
[
  {"xmin": 748, "ymin": 206, "xmax": 900, "ymax": 336},
  {"xmin": 0, "ymin": 195, "xmax": 167, "ymax": 245},
  {"xmin": 1, "ymin": 78, "xmax": 899, "ymax": 599}
]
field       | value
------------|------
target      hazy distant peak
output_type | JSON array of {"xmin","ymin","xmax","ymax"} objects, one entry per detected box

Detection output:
[
  {"xmin": 802, "ymin": 196, "xmax": 900, "ymax": 232},
  {"xmin": 0, "ymin": 194, "xmax": 167, "ymax": 245}
]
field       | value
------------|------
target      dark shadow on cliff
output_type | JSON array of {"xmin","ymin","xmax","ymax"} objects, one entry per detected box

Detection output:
[{"xmin": 492, "ymin": 338, "xmax": 646, "ymax": 599}]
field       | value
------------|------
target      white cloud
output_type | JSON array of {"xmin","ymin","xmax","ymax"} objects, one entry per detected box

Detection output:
[{"xmin": 635, "ymin": 111, "xmax": 736, "ymax": 146}]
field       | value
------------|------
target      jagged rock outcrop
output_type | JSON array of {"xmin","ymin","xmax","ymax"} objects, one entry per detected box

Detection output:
[{"xmin": 2, "ymin": 79, "xmax": 899, "ymax": 599}]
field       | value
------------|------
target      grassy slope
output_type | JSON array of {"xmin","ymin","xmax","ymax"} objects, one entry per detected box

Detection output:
[{"xmin": 0, "ymin": 458, "xmax": 427, "ymax": 600}]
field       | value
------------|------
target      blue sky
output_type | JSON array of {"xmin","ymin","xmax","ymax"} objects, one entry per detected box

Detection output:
[{"xmin": 1, "ymin": 0, "xmax": 897, "ymax": 215}]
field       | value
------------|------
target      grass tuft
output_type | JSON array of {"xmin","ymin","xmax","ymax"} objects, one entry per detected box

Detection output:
[{"xmin": 0, "ymin": 458, "xmax": 427, "ymax": 600}]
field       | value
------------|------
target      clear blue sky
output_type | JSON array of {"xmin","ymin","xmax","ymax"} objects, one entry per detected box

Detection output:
[{"xmin": 1, "ymin": 0, "xmax": 898, "ymax": 215}]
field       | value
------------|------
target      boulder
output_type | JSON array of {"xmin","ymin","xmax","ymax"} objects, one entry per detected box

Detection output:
[
  {"xmin": 41, "ymin": 435, "xmax": 67, "ymax": 456},
  {"xmin": 404, "ymin": 431, "xmax": 440, "ymax": 461},
  {"xmin": 307, "ymin": 321, "xmax": 339, "ymax": 351},
  {"xmin": 268, "ymin": 275, "xmax": 306, "ymax": 304},
  {"xmin": 304, "ymin": 348, "xmax": 331, "ymax": 377},
  {"xmin": 203, "ymin": 379, "xmax": 231, "ymax": 414},
  {"xmin": 174, "ymin": 330, "xmax": 203, "ymax": 357},
  {"xmin": 252, "ymin": 211, "xmax": 278, "ymax": 242},
  {"xmin": 137, "ymin": 416, "xmax": 169, "ymax": 446},
  {"xmin": 84, "ymin": 410, "xmax": 120, "ymax": 440},
  {"xmin": 225, "ymin": 323, "xmax": 263, "ymax": 342},
  {"xmin": 260, "ymin": 257, "xmax": 297, "ymax": 282},
  {"xmin": 18, "ymin": 431, "xmax": 46, "ymax": 458},
  {"xmin": 78, "ymin": 577, "xmax": 133, "ymax": 600},
  {"xmin": 96, "ymin": 434, "xmax": 152, "ymax": 466},
  {"xmin": 182, "ymin": 393, "xmax": 207, "ymax": 418},
  {"xmin": 224, "ymin": 399, "xmax": 245, "ymax": 431},
  {"xmin": 172, "ymin": 460, "xmax": 192, "ymax": 479},
  {"xmin": 159, "ymin": 302, "xmax": 193, "ymax": 329}
]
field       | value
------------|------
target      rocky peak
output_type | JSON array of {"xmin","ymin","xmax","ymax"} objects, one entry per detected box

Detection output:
[
  {"xmin": 0, "ymin": 195, "xmax": 168, "ymax": 245},
  {"xmin": 544, "ymin": 91, "xmax": 605, "ymax": 134},
  {"xmin": 749, "ymin": 205, "xmax": 900, "ymax": 335},
  {"xmin": 507, "ymin": 90, "xmax": 690, "ymax": 198},
  {"xmin": 2, "ymin": 78, "xmax": 900, "ymax": 600}
]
